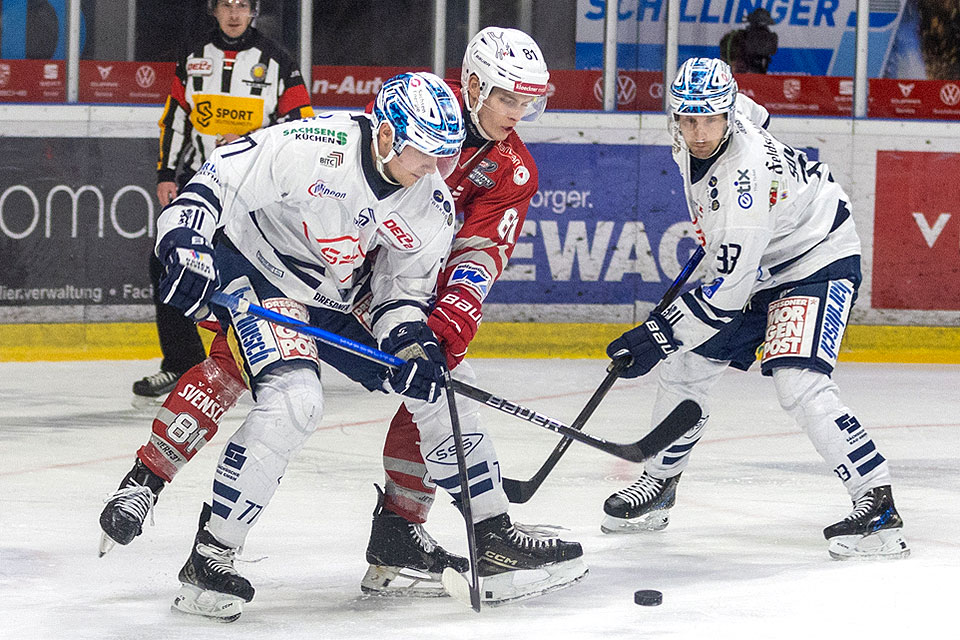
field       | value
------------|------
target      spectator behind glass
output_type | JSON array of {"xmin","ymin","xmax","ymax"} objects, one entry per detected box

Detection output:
[{"xmin": 720, "ymin": 8, "xmax": 779, "ymax": 74}]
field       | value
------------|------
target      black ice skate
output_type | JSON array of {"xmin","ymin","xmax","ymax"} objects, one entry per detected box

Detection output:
[
  {"xmin": 132, "ymin": 368, "xmax": 180, "ymax": 402},
  {"xmin": 823, "ymin": 485, "xmax": 910, "ymax": 560},
  {"xmin": 172, "ymin": 504, "xmax": 254, "ymax": 623},
  {"xmin": 472, "ymin": 513, "xmax": 587, "ymax": 605},
  {"xmin": 601, "ymin": 471, "xmax": 680, "ymax": 534},
  {"xmin": 361, "ymin": 486, "xmax": 469, "ymax": 597},
  {"xmin": 98, "ymin": 458, "xmax": 166, "ymax": 556}
]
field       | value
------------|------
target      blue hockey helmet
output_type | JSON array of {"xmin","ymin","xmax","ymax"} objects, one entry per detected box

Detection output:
[
  {"xmin": 669, "ymin": 57, "xmax": 738, "ymax": 117},
  {"xmin": 372, "ymin": 72, "xmax": 465, "ymax": 160}
]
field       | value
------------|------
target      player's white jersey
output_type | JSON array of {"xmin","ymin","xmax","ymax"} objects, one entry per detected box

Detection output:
[
  {"xmin": 156, "ymin": 111, "xmax": 457, "ymax": 342},
  {"xmin": 668, "ymin": 93, "xmax": 861, "ymax": 350}
]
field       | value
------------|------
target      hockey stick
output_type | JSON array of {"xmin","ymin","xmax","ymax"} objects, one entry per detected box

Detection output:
[
  {"xmin": 502, "ymin": 245, "xmax": 706, "ymax": 503},
  {"xmin": 210, "ymin": 291, "xmax": 701, "ymax": 462},
  {"xmin": 439, "ymin": 368, "xmax": 482, "ymax": 612}
]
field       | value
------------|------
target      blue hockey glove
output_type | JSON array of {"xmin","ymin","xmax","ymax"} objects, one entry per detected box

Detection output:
[
  {"xmin": 156, "ymin": 227, "xmax": 218, "ymax": 320},
  {"xmin": 380, "ymin": 322, "xmax": 446, "ymax": 402},
  {"xmin": 606, "ymin": 313, "xmax": 680, "ymax": 378}
]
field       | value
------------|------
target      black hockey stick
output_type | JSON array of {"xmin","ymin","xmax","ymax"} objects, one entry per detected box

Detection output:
[
  {"xmin": 502, "ymin": 246, "xmax": 706, "ymax": 503},
  {"xmin": 439, "ymin": 368, "xmax": 482, "ymax": 612},
  {"xmin": 210, "ymin": 292, "xmax": 698, "ymax": 462}
]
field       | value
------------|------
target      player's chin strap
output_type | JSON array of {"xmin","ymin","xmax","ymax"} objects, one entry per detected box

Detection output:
[
  {"xmin": 464, "ymin": 91, "xmax": 496, "ymax": 141},
  {"xmin": 209, "ymin": 291, "xmax": 702, "ymax": 463},
  {"xmin": 372, "ymin": 124, "xmax": 401, "ymax": 185}
]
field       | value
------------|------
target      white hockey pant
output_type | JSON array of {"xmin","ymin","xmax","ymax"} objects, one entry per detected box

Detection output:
[
  {"xmin": 402, "ymin": 361, "xmax": 509, "ymax": 523},
  {"xmin": 645, "ymin": 351, "xmax": 726, "ymax": 479},
  {"xmin": 772, "ymin": 366, "xmax": 890, "ymax": 499},
  {"xmin": 207, "ymin": 364, "xmax": 323, "ymax": 548}
]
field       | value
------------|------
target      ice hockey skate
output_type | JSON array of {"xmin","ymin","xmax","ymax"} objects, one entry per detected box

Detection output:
[
  {"xmin": 98, "ymin": 458, "xmax": 166, "ymax": 556},
  {"xmin": 601, "ymin": 471, "xmax": 680, "ymax": 533},
  {"xmin": 172, "ymin": 504, "xmax": 254, "ymax": 623},
  {"xmin": 132, "ymin": 368, "xmax": 181, "ymax": 396},
  {"xmin": 360, "ymin": 486, "xmax": 469, "ymax": 597},
  {"xmin": 455, "ymin": 513, "xmax": 587, "ymax": 606},
  {"xmin": 823, "ymin": 485, "xmax": 910, "ymax": 560}
]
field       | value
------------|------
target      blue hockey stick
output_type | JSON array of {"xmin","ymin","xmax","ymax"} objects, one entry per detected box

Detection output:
[{"xmin": 209, "ymin": 291, "xmax": 701, "ymax": 464}]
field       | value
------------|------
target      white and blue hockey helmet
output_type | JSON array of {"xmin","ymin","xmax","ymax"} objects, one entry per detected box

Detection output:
[
  {"xmin": 372, "ymin": 72, "xmax": 466, "ymax": 161},
  {"xmin": 668, "ymin": 57, "xmax": 738, "ymax": 117}
]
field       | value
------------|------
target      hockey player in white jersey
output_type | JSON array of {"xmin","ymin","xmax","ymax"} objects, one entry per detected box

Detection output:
[
  {"xmin": 155, "ymin": 72, "xmax": 468, "ymax": 622},
  {"xmin": 600, "ymin": 58, "xmax": 909, "ymax": 561}
]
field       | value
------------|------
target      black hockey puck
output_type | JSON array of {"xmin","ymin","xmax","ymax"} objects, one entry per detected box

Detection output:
[{"xmin": 634, "ymin": 589, "xmax": 662, "ymax": 606}]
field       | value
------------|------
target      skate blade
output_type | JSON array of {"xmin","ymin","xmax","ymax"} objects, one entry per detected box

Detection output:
[
  {"xmin": 171, "ymin": 583, "xmax": 244, "ymax": 622},
  {"xmin": 600, "ymin": 510, "xmax": 669, "ymax": 534},
  {"xmin": 360, "ymin": 564, "xmax": 449, "ymax": 598},
  {"xmin": 828, "ymin": 528, "xmax": 911, "ymax": 560},
  {"xmin": 98, "ymin": 532, "xmax": 116, "ymax": 557},
  {"xmin": 479, "ymin": 557, "xmax": 589, "ymax": 606}
]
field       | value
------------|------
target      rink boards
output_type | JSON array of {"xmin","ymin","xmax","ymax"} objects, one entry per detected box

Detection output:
[{"xmin": 0, "ymin": 105, "xmax": 958, "ymax": 361}]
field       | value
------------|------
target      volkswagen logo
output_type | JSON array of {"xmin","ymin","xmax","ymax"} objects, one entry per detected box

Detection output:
[
  {"xmin": 940, "ymin": 83, "xmax": 960, "ymax": 106},
  {"xmin": 135, "ymin": 65, "xmax": 156, "ymax": 89},
  {"xmin": 593, "ymin": 75, "xmax": 637, "ymax": 106}
]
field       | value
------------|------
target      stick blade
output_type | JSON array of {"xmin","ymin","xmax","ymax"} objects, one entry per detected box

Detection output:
[
  {"xmin": 636, "ymin": 399, "xmax": 703, "ymax": 458},
  {"xmin": 442, "ymin": 568, "xmax": 481, "ymax": 612}
]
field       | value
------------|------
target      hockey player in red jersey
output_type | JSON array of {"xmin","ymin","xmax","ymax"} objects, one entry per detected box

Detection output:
[
  {"xmin": 100, "ymin": 28, "xmax": 587, "ymax": 607},
  {"xmin": 360, "ymin": 27, "xmax": 586, "ymax": 605}
]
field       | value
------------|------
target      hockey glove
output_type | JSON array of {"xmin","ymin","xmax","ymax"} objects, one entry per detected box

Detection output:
[
  {"xmin": 606, "ymin": 313, "xmax": 680, "ymax": 378},
  {"xmin": 157, "ymin": 227, "xmax": 218, "ymax": 320},
  {"xmin": 380, "ymin": 321, "xmax": 447, "ymax": 403},
  {"xmin": 428, "ymin": 287, "xmax": 482, "ymax": 370}
]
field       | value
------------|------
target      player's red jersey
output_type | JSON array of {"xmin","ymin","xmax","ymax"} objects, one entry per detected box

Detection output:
[{"xmin": 439, "ymin": 82, "xmax": 539, "ymax": 308}]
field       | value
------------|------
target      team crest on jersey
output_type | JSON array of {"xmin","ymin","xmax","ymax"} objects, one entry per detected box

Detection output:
[
  {"xmin": 449, "ymin": 262, "xmax": 493, "ymax": 299},
  {"xmin": 354, "ymin": 208, "xmax": 374, "ymax": 228},
  {"xmin": 186, "ymin": 58, "xmax": 213, "ymax": 76}
]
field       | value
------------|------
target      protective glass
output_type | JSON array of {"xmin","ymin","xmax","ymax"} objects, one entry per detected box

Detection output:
[
  {"xmin": 483, "ymin": 88, "xmax": 547, "ymax": 123},
  {"xmin": 394, "ymin": 144, "xmax": 461, "ymax": 180}
]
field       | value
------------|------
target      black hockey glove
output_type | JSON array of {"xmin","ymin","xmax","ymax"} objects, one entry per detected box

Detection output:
[
  {"xmin": 606, "ymin": 313, "xmax": 680, "ymax": 378},
  {"xmin": 157, "ymin": 227, "xmax": 218, "ymax": 320},
  {"xmin": 380, "ymin": 321, "xmax": 446, "ymax": 403}
]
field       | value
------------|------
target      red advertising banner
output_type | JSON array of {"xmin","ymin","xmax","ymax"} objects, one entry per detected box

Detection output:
[
  {"xmin": 0, "ymin": 59, "xmax": 65, "ymax": 102},
  {"xmin": 310, "ymin": 65, "xmax": 429, "ymax": 108},
  {"xmin": 869, "ymin": 79, "xmax": 960, "ymax": 120},
  {"xmin": 78, "ymin": 61, "xmax": 175, "ymax": 104},
  {"xmin": 545, "ymin": 69, "xmax": 663, "ymax": 111},
  {"xmin": 873, "ymin": 151, "xmax": 960, "ymax": 310},
  {"xmin": 737, "ymin": 74, "xmax": 852, "ymax": 117}
]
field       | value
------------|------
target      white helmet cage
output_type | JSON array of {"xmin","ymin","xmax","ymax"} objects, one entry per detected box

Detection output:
[
  {"xmin": 207, "ymin": 0, "xmax": 260, "ymax": 18},
  {"xmin": 461, "ymin": 27, "xmax": 550, "ymax": 128}
]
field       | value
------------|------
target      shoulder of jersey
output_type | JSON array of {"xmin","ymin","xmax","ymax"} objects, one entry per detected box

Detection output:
[{"xmin": 274, "ymin": 112, "xmax": 356, "ymax": 147}]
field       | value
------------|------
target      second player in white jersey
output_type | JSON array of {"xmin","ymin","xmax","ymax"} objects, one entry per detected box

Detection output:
[
  {"xmin": 602, "ymin": 58, "xmax": 908, "ymax": 562},
  {"xmin": 668, "ymin": 91, "xmax": 860, "ymax": 350}
]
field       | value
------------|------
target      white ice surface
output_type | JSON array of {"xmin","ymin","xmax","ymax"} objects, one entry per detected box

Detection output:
[{"xmin": 1, "ymin": 359, "xmax": 957, "ymax": 639}]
